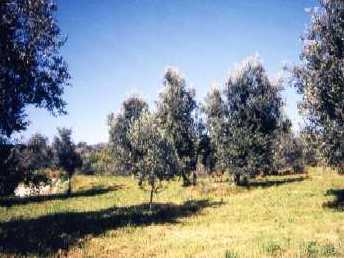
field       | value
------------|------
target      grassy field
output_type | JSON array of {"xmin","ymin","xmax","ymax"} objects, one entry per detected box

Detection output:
[{"xmin": 0, "ymin": 167, "xmax": 343, "ymax": 257}]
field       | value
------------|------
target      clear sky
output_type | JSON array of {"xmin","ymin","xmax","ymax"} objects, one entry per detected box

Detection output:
[{"xmin": 22, "ymin": 0, "xmax": 317, "ymax": 144}]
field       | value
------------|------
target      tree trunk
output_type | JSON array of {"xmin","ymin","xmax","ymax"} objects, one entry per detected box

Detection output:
[
  {"xmin": 138, "ymin": 177, "xmax": 143, "ymax": 187},
  {"xmin": 67, "ymin": 176, "xmax": 72, "ymax": 195},
  {"xmin": 181, "ymin": 171, "xmax": 191, "ymax": 186},
  {"xmin": 191, "ymin": 171, "xmax": 197, "ymax": 186},
  {"xmin": 338, "ymin": 167, "xmax": 344, "ymax": 175},
  {"xmin": 232, "ymin": 173, "xmax": 240, "ymax": 186},
  {"xmin": 149, "ymin": 184, "xmax": 154, "ymax": 211}
]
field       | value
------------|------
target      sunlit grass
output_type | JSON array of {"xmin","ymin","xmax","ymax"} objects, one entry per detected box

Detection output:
[{"xmin": 0, "ymin": 167, "xmax": 343, "ymax": 257}]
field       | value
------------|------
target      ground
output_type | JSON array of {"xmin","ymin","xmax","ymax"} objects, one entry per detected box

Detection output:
[{"xmin": 0, "ymin": 167, "xmax": 343, "ymax": 257}]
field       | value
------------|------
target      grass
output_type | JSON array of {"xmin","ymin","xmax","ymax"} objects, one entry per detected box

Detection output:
[{"xmin": 0, "ymin": 167, "xmax": 344, "ymax": 257}]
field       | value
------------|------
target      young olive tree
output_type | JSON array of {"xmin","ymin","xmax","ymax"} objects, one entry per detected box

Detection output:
[
  {"xmin": 108, "ymin": 96, "xmax": 148, "ymax": 175},
  {"xmin": 52, "ymin": 128, "xmax": 81, "ymax": 195},
  {"xmin": 222, "ymin": 56, "xmax": 283, "ymax": 185},
  {"xmin": 156, "ymin": 67, "xmax": 198, "ymax": 186},
  {"xmin": 291, "ymin": 0, "xmax": 344, "ymax": 173},
  {"xmin": 128, "ymin": 111, "xmax": 179, "ymax": 209}
]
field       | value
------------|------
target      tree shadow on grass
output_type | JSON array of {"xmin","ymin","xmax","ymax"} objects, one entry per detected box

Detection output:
[
  {"xmin": 0, "ymin": 185, "xmax": 124, "ymax": 207},
  {"xmin": 247, "ymin": 175, "xmax": 307, "ymax": 188},
  {"xmin": 323, "ymin": 189, "xmax": 344, "ymax": 211},
  {"xmin": 0, "ymin": 199, "xmax": 222, "ymax": 256}
]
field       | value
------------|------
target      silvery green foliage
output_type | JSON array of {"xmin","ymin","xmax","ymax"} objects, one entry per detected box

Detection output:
[
  {"xmin": 156, "ymin": 67, "xmax": 198, "ymax": 186},
  {"xmin": 202, "ymin": 86, "xmax": 226, "ymax": 173},
  {"xmin": 128, "ymin": 111, "xmax": 179, "ymax": 204},
  {"xmin": 108, "ymin": 96, "xmax": 148, "ymax": 175},
  {"xmin": 273, "ymin": 121, "xmax": 305, "ymax": 174},
  {"xmin": 292, "ymin": 0, "xmax": 344, "ymax": 171},
  {"xmin": 0, "ymin": 0, "xmax": 70, "ymax": 137},
  {"xmin": 222, "ymin": 56, "xmax": 283, "ymax": 184}
]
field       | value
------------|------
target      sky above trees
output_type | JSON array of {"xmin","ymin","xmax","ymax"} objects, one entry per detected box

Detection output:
[{"xmin": 22, "ymin": 0, "xmax": 316, "ymax": 144}]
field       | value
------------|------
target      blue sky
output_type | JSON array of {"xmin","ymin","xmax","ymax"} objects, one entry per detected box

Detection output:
[{"xmin": 23, "ymin": 0, "xmax": 316, "ymax": 144}]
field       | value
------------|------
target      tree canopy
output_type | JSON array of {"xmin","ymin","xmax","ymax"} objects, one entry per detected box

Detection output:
[
  {"xmin": 108, "ymin": 95, "xmax": 148, "ymax": 175},
  {"xmin": 202, "ymin": 86, "xmax": 226, "ymax": 173},
  {"xmin": 156, "ymin": 67, "xmax": 198, "ymax": 186},
  {"xmin": 0, "ymin": 0, "xmax": 70, "ymax": 137},
  {"xmin": 52, "ymin": 128, "xmax": 81, "ymax": 194},
  {"xmin": 128, "ymin": 111, "xmax": 179, "ymax": 208},
  {"xmin": 291, "ymin": 0, "xmax": 344, "ymax": 171},
  {"xmin": 221, "ymin": 56, "xmax": 284, "ymax": 184}
]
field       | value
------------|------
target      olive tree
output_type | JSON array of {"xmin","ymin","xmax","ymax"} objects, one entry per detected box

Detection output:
[
  {"xmin": 0, "ymin": 0, "xmax": 70, "ymax": 194},
  {"xmin": 128, "ymin": 111, "xmax": 179, "ymax": 209},
  {"xmin": 108, "ymin": 96, "xmax": 148, "ymax": 175},
  {"xmin": 202, "ymin": 86, "xmax": 226, "ymax": 175},
  {"xmin": 52, "ymin": 128, "xmax": 81, "ymax": 195},
  {"xmin": 156, "ymin": 67, "xmax": 198, "ymax": 186},
  {"xmin": 19, "ymin": 133, "xmax": 52, "ymax": 186},
  {"xmin": 222, "ymin": 56, "xmax": 284, "ymax": 185},
  {"xmin": 291, "ymin": 0, "xmax": 344, "ymax": 173},
  {"xmin": 0, "ymin": 0, "xmax": 70, "ymax": 137},
  {"xmin": 21, "ymin": 133, "xmax": 52, "ymax": 172},
  {"xmin": 273, "ymin": 120, "xmax": 305, "ymax": 174}
]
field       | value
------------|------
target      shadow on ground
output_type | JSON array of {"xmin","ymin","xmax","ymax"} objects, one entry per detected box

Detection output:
[
  {"xmin": 0, "ymin": 199, "xmax": 222, "ymax": 256},
  {"xmin": 0, "ymin": 185, "xmax": 124, "ymax": 207},
  {"xmin": 323, "ymin": 189, "xmax": 344, "ymax": 211},
  {"xmin": 248, "ymin": 175, "xmax": 307, "ymax": 188}
]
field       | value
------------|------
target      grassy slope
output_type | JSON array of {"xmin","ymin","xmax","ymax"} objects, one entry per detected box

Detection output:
[{"xmin": 0, "ymin": 167, "xmax": 344, "ymax": 257}]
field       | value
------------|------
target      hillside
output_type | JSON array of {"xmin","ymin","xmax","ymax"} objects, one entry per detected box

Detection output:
[{"xmin": 0, "ymin": 168, "xmax": 343, "ymax": 257}]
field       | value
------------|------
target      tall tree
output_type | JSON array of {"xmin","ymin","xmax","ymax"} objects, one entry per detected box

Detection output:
[
  {"xmin": 222, "ymin": 56, "xmax": 283, "ymax": 185},
  {"xmin": 291, "ymin": 0, "xmax": 344, "ymax": 172},
  {"xmin": 202, "ymin": 86, "xmax": 226, "ymax": 174},
  {"xmin": 52, "ymin": 128, "xmax": 81, "ymax": 195},
  {"xmin": 156, "ymin": 67, "xmax": 198, "ymax": 186},
  {"xmin": 0, "ymin": 0, "xmax": 70, "ymax": 137},
  {"xmin": 108, "ymin": 95, "xmax": 148, "ymax": 176},
  {"xmin": 128, "ymin": 111, "xmax": 179, "ymax": 210}
]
